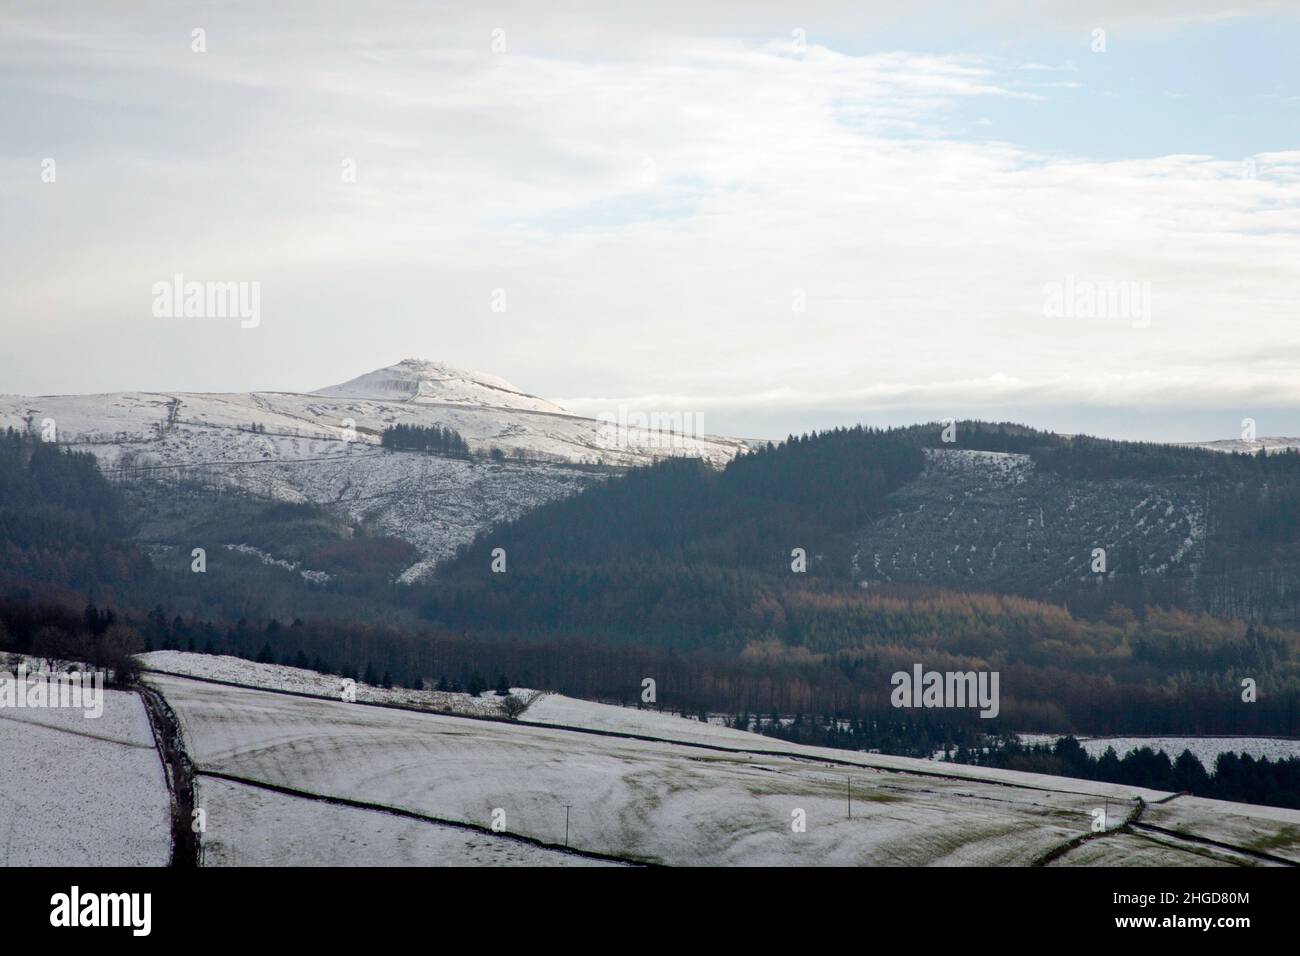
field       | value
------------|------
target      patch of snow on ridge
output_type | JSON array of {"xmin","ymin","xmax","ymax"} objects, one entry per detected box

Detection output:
[
  {"xmin": 1184, "ymin": 437, "xmax": 1300, "ymax": 455},
  {"xmin": 225, "ymin": 544, "xmax": 331, "ymax": 584},
  {"xmin": 923, "ymin": 447, "xmax": 1033, "ymax": 485}
]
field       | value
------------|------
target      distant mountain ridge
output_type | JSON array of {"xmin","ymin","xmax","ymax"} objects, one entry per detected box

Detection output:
[
  {"xmin": 0, "ymin": 358, "xmax": 752, "ymax": 582},
  {"xmin": 3, "ymin": 363, "xmax": 1296, "ymax": 593}
]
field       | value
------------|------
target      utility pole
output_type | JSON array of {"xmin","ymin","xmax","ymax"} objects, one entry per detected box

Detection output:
[
  {"xmin": 564, "ymin": 804, "xmax": 572, "ymax": 847},
  {"xmin": 847, "ymin": 777, "xmax": 852, "ymax": 819}
]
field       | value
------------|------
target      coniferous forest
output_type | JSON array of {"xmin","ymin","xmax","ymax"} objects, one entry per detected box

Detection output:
[{"xmin": 380, "ymin": 423, "xmax": 471, "ymax": 457}]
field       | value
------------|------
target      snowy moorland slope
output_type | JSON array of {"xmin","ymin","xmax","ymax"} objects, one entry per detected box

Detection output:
[
  {"xmin": 0, "ymin": 359, "xmax": 752, "ymax": 580},
  {"xmin": 143, "ymin": 654, "xmax": 1300, "ymax": 867}
]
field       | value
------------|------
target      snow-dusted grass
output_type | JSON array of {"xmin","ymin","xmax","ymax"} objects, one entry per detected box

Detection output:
[
  {"xmin": 1044, "ymin": 832, "xmax": 1261, "ymax": 867},
  {"xmin": 1141, "ymin": 797, "xmax": 1300, "ymax": 863},
  {"xmin": 0, "ymin": 684, "xmax": 170, "ymax": 866},
  {"xmin": 136, "ymin": 657, "xmax": 1300, "ymax": 866},
  {"xmin": 195, "ymin": 776, "xmax": 618, "ymax": 867},
  {"xmin": 143, "ymin": 658, "xmax": 1171, "ymax": 801},
  {"xmin": 525, "ymin": 694, "xmax": 803, "ymax": 749},
  {"xmin": 525, "ymin": 692, "xmax": 1171, "ymax": 802},
  {"xmin": 138, "ymin": 651, "xmax": 537, "ymax": 718},
  {"xmin": 148, "ymin": 671, "xmax": 1184, "ymax": 866}
]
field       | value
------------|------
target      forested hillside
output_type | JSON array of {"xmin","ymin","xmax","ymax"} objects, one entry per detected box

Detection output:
[
  {"xmin": 882, "ymin": 423, "xmax": 1300, "ymax": 621},
  {"xmin": 0, "ymin": 428, "xmax": 149, "ymax": 593},
  {"xmin": 431, "ymin": 420, "xmax": 1300, "ymax": 630},
  {"xmin": 442, "ymin": 425, "xmax": 924, "ymax": 574},
  {"xmin": 415, "ymin": 423, "xmax": 1300, "ymax": 737}
]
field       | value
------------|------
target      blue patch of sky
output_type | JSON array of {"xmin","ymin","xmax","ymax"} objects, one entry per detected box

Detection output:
[{"xmin": 800, "ymin": 17, "xmax": 1298, "ymax": 162}]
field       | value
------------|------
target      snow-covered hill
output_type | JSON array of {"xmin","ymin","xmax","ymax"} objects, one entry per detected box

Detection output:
[
  {"xmin": 0, "ymin": 358, "xmax": 748, "ymax": 469},
  {"xmin": 0, "ymin": 359, "xmax": 753, "ymax": 580},
  {"xmin": 312, "ymin": 358, "xmax": 570, "ymax": 415}
]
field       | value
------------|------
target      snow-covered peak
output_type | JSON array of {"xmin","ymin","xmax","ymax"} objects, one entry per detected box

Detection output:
[{"xmin": 312, "ymin": 358, "xmax": 571, "ymax": 415}]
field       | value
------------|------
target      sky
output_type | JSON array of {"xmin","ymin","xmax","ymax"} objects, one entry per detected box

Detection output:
[{"xmin": 2, "ymin": 1, "xmax": 1299, "ymax": 442}]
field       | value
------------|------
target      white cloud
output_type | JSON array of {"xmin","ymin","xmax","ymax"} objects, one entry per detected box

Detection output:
[{"xmin": 1, "ymin": 2, "xmax": 1298, "ymax": 439}]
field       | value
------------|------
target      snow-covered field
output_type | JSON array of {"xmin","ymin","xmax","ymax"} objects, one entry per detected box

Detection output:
[
  {"xmin": 1042, "ymin": 831, "xmax": 1262, "ymax": 867},
  {"xmin": 525, "ymin": 694, "xmax": 796, "ymax": 748},
  {"xmin": 138, "ymin": 651, "xmax": 539, "ymax": 718},
  {"xmin": 141, "ymin": 656, "xmax": 1300, "ymax": 866},
  {"xmin": 195, "ymin": 776, "xmax": 617, "ymax": 866},
  {"xmin": 146, "ymin": 672, "xmax": 1095, "ymax": 865},
  {"xmin": 0, "ymin": 680, "xmax": 170, "ymax": 866},
  {"xmin": 3, "ymin": 650, "xmax": 1288, "ymax": 868},
  {"xmin": 3, "ymin": 648, "xmax": 1287, "ymax": 868}
]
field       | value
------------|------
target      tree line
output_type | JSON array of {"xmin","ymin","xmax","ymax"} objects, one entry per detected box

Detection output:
[
  {"xmin": 380, "ymin": 423, "xmax": 470, "ymax": 457},
  {"xmin": 955, "ymin": 734, "xmax": 1300, "ymax": 811}
]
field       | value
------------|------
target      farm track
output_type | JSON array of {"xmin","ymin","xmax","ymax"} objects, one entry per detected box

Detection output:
[
  {"xmin": 1030, "ymin": 792, "xmax": 1297, "ymax": 867},
  {"xmin": 138, "ymin": 683, "xmax": 201, "ymax": 867},
  {"xmin": 1031, "ymin": 798, "xmax": 1147, "ymax": 866},
  {"xmin": 1128, "ymin": 820, "xmax": 1298, "ymax": 867}
]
